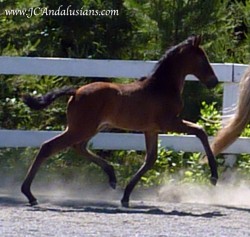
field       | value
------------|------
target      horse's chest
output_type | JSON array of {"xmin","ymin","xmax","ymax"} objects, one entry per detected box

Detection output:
[{"xmin": 156, "ymin": 95, "xmax": 183, "ymax": 115}]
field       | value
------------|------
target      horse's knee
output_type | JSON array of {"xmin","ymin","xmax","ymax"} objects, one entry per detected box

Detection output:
[{"xmin": 38, "ymin": 141, "xmax": 53, "ymax": 158}]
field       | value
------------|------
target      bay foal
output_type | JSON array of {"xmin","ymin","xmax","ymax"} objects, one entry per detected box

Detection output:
[{"xmin": 22, "ymin": 35, "xmax": 218, "ymax": 207}]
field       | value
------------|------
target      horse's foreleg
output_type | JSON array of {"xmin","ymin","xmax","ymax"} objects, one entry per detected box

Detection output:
[
  {"xmin": 170, "ymin": 119, "xmax": 218, "ymax": 185},
  {"xmin": 73, "ymin": 142, "xmax": 117, "ymax": 189},
  {"xmin": 21, "ymin": 130, "xmax": 77, "ymax": 205},
  {"xmin": 121, "ymin": 132, "xmax": 158, "ymax": 208}
]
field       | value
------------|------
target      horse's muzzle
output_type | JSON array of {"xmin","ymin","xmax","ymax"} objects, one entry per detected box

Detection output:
[{"xmin": 206, "ymin": 76, "xmax": 219, "ymax": 89}]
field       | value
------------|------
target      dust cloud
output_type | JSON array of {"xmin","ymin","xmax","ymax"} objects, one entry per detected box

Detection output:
[
  {"xmin": 0, "ymin": 167, "xmax": 249, "ymax": 207},
  {"xmin": 28, "ymin": 171, "xmax": 250, "ymax": 208},
  {"xmin": 157, "ymin": 171, "xmax": 250, "ymax": 207}
]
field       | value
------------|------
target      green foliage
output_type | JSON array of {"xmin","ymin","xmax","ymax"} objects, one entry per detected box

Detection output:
[
  {"xmin": 237, "ymin": 153, "xmax": 250, "ymax": 177},
  {"xmin": 1, "ymin": 0, "xmax": 250, "ymax": 129},
  {"xmin": 197, "ymin": 101, "xmax": 221, "ymax": 136},
  {"xmin": 0, "ymin": 75, "xmax": 74, "ymax": 129},
  {"xmin": 0, "ymin": 147, "xmax": 37, "ymax": 186}
]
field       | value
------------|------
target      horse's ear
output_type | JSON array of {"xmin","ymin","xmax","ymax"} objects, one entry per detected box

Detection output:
[
  {"xmin": 194, "ymin": 35, "xmax": 202, "ymax": 47},
  {"xmin": 188, "ymin": 35, "xmax": 202, "ymax": 47}
]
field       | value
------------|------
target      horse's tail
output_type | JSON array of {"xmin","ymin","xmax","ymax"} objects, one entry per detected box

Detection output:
[
  {"xmin": 211, "ymin": 113, "xmax": 249, "ymax": 157},
  {"xmin": 23, "ymin": 86, "xmax": 76, "ymax": 110},
  {"xmin": 210, "ymin": 65, "xmax": 250, "ymax": 156}
]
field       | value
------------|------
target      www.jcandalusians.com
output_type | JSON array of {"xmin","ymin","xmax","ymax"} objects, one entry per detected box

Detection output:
[{"xmin": 3, "ymin": 5, "xmax": 119, "ymax": 18}]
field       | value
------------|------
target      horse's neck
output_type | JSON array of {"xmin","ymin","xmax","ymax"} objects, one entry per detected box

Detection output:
[{"xmin": 150, "ymin": 62, "xmax": 186, "ymax": 95}]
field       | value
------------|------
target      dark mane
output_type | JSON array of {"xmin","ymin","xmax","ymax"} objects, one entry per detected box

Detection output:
[{"xmin": 151, "ymin": 39, "xmax": 189, "ymax": 77}]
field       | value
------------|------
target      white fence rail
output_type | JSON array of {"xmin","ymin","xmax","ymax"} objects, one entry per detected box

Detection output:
[
  {"xmin": 1, "ymin": 130, "xmax": 250, "ymax": 154},
  {"xmin": 0, "ymin": 56, "xmax": 249, "ymax": 154}
]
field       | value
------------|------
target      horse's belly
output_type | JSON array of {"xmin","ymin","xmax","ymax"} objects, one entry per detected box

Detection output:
[
  {"xmin": 105, "ymin": 111, "xmax": 160, "ymax": 132},
  {"xmin": 100, "ymin": 95, "xmax": 182, "ymax": 132}
]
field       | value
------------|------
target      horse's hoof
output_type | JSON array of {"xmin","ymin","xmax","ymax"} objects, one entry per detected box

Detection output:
[
  {"xmin": 30, "ymin": 199, "xmax": 38, "ymax": 206},
  {"xmin": 210, "ymin": 177, "xmax": 217, "ymax": 186},
  {"xmin": 109, "ymin": 181, "xmax": 116, "ymax": 189},
  {"xmin": 121, "ymin": 200, "xmax": 129, "ymax": 208}
]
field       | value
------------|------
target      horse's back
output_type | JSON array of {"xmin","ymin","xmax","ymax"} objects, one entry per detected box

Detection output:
[{"xmin": 66, "ymin": 80, "xmax": 184, "ymax": 132}]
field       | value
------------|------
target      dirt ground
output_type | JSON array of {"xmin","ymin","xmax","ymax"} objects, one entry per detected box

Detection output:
[{"xmin": 0, "ymin": 180, "xmax": 250, "ymax": 237}]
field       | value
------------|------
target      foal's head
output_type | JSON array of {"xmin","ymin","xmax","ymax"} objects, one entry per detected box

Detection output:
[{"xmin": 178, "ymin": 35, "xmax": 219, "ymax": 88}]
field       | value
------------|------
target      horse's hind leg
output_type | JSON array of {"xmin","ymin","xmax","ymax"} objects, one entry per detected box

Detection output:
[
  {"xmin": 73, "ymin": 142, "xmax": 117, "ymax": 189},
  {"xmin": 21, "ymin": 130, "xmax": 80, "ymax": 205}
]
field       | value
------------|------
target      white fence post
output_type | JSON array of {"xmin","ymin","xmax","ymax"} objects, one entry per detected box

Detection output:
[
  {"xmin": 221, "ymin": 64, "xmax": 240, "ymax": 167},
  {"xmin": 222, "ymin": 83, "xmax": 239, "ymax": 122}
]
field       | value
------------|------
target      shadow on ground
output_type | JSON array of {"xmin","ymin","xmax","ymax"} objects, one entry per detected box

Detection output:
[{"xmin": 20, "ymin": 198, "xmax": 225, "ymax": 219}]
